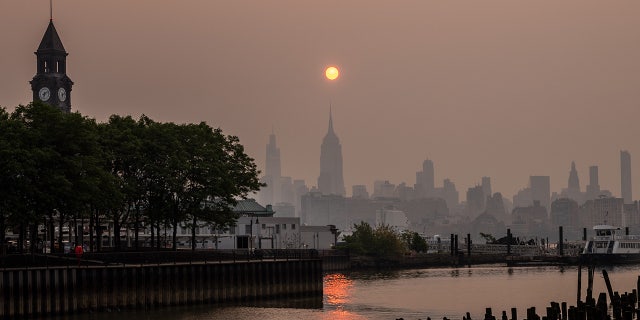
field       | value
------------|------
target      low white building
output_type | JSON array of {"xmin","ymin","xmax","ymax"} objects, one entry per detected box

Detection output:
[
  {"xmin": 139, "ymin": 199, "xmax": 344, "ymax": 250},
  {"xmin": 300, "ymin": 225, "xmax": 336, "ymax": 250},
  {"xmin": 142, "ymin": 199, "xmax": 303, "ymax": 250}
]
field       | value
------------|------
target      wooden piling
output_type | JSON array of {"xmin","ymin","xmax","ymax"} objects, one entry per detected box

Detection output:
[{"xmin": 603, "ymin": 270, "xmax": 614, "ymax": 302}]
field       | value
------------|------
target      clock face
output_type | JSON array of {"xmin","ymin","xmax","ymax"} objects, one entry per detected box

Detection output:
[
  {"xmin": 58, "ymin": 88, "xmax": 67, "ymax": 102},
  {"xmin": 38, "ymin": 87, "xmax": 51, "ymax": 101}
]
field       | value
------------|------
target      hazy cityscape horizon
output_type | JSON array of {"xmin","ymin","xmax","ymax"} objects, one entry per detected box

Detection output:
[{"xmin": 3, "ymin": 2, "xmax": 640, "ymax": 202}]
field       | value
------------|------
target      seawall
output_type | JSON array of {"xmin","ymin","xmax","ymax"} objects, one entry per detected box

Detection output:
[{"xmin": 0, "ymin": 259, "xmax": 323, "ymax": 318}]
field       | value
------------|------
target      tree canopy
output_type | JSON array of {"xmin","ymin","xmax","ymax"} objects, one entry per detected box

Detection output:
[
  {"xmin": 340, "ymin": 222, "xmax": 414, "ymax": 260},
  {"xmin": 0, "ymin": 102, "xmax": 262, "ymax": 253}
]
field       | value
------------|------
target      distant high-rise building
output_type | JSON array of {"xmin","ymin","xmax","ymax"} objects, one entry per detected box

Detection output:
[
  {"xmin": 415, "ymin": 159, "xmax": 435, "ymax": 198},
  {"xmin": 442, "ymin": 179, "xmax": 459, "ymax": 210},
  {"xmin": 513, "ymin": 187, "xmax": 532, "ymax": 209},
  {"xmin": 563, "ymin": 161, "xmax": 582, "ymax": 203},
  {"xmin": 586, "ymin": 165, "xmax": 601, "ymax": 200},
  {"xmin": 422, "ymin": 160, "xmax": 435, "ymax": 196},
  {"xmin": 621, "ymin": 150, "xmax": 632, "ymax": 204},
  {"xmin": 567, "ymin": 161, "xmax": 580, "ymax": 195},
  {"xmin": 317, "ymin": 109, "xmax": 345, "ymax": 196},
  {"xmin": 258, "ymin": 132, "xmax": 283, "ymax": 206},
  {"xmin": 265, "ymin": 132, "xmax": 281, "ymax": 179},
  {"xmin": 373, "ymin": 180, "xmax": 396, "ymax": 199},
  {"xmin": 352, "ymin": 185, "xmax": 369, "ymax": 199},
  {"xmin": 466, "ymin": 185, "xmax": 485, "ymax": 218},
  {"xmin": 530, "ymin": 176, "xmax": 551, "ymax": 214},
  {"xmin": 481, "ymin": 177, "xmax": 492, "ymax": 199}
]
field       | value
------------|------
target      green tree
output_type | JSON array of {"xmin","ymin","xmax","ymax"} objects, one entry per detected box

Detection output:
[
  {"xmin": 342, "ymin": 222, "xmax": 406, "ymax": 259},
  {"xmin": 401, "ymin": 230, "xmax": 428, "ymax": 253}
]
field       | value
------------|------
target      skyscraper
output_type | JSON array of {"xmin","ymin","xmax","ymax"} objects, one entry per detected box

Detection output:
[
  {"xmin": 565, "ymin": 161, "xmax": 582, "ymax": 202},
  {"xmin": 567, "ymin": 161, "xmax": 580, "ymax": 194},
  {"xmin": 258, "ymin": 132, "xmax": 282, "ymax": 206},
  {"xmin": 530, "ymin": 176, "xmax": 550, "ymax": 214},
  {"xmin": 481, "ymin": 176, "xmax": 492, "ymax": 199},
  {"xmin": 621, "ymin": 150, "xmax": 632, "ymax": 204},
  {"xmin": 586, "ymin": 165, "xmax": 601, "ymax": 200},
  {"xmin": 415, "ymin": 159, "xmax": 435, "ymax": 198},
  {"xmin": 265, "ymin": 132, "xmax": 281, "ymax": 179},
  {"xmin": 317, "ymin": 109, "xmax": 345, "ymax": 196}
]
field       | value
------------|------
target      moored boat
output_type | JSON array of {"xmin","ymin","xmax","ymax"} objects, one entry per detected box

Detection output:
[{"xmin": 580, "ymin": 224, "xmax": 640, "ymax": 265}]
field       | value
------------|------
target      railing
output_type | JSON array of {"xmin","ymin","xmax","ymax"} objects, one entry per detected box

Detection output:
[{"xmin": 0, "ymin": 248, "xmax": 344, "ymax": 269}]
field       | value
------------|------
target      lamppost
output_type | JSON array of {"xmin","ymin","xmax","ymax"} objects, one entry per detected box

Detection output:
[{"xmin": 249, "ymin": 217, "xmax": 260, "ymax": 251}]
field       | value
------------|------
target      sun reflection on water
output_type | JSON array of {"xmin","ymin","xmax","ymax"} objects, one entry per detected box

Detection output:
[
  {"xmin": 324, "ymin": 273, "xmax": 353, "ymax": 306},
  {"xmin": 323, "ymin": 273, "xmax": 368, "ymax": 320}
]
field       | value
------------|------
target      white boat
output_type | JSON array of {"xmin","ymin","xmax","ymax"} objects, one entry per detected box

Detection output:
[{"xmin": 581, "ymin": 225, "xmax": 640, "ymax": 264}]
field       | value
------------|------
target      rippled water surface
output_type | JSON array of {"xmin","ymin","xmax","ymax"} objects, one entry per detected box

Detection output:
[{"xmin": 55, "ymin": 265, "xmax": 640, "ymax": 320}]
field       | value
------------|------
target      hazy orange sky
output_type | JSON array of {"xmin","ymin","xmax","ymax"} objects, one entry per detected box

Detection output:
[{"xmin": 2, "ymin": 1, "xmax": 640, "ymax": 201}]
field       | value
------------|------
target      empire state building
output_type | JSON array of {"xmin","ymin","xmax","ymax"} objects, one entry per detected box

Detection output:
[{"xmin": 317, "ymin": 110, "xmax": 345, "ymax": 196}]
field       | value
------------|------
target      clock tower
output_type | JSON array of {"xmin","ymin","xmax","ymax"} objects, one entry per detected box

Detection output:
[{"xmin": 30, "ymin": 20, "xmax": 73, "ymax": 113}]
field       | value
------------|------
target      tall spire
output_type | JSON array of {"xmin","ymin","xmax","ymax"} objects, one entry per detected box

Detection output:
[{"xmin": 328, "ymin": 105, "xmax": 334, "ymax": 134}]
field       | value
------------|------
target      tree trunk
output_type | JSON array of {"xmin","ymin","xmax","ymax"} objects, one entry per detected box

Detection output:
[
  {"xmin": 134, "ymin": 205, "xmax": 140, "ymax": 250},
  {"xmin": 29, "ymin": 224, "xmax": 38, "ymax": 254},
  {"xmin": 0, "ymin": 215, "xmax": 5, "ymax": 254},
  {"xmin": 89, "ymin": 209, "xmax": 94, "ymax": 252},
  {"xmin": 172, "ymin": 218, "xmax": 178, "ymax": 251},
  {"xmin": 191, "ymin": 216, "xmax": 197, "ymax": 251},
  {"xmin": 113, "ymin": 211, "xmax": 121, "ymax": 251},
  {"xmin": 57, "ymin": 217, "xmax": 64, "ymax": 253},
  {"xmin": 17, "ymin": 223, "xmax": 24, "ymax": 254}
]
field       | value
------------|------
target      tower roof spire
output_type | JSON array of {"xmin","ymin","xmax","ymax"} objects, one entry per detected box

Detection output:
[
  {"xmin": 328, "ymin": 105, "xmax": 334, "ymax": 134},
  {"xmin": 37, "ymin": 20, "xmax": 67, "ymax": 53}
]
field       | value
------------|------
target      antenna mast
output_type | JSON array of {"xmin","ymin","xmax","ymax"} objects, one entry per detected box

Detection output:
[{"xmin": 50, "ymin": 0, "xmax": 53, "ymax": 20}]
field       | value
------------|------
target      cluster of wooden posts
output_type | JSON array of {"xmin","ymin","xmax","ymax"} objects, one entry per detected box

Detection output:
[{"xmin": 475, "ymin": 267, "xmax": 639, "ymax": 320}]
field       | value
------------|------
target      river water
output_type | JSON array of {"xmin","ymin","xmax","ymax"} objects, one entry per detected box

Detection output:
[{"xmin": 54, "ymin": 264, "xmax": 640, "ymax": 320}]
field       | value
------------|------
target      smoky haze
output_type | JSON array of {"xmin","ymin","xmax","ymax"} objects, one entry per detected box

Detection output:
[{"xmin": 2, "ymin": 1, "xmax": 640, "ymax": 200}]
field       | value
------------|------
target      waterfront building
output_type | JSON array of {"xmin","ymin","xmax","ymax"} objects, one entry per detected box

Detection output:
[
  {"xmin": 510, "ymin": 200, "xmax": 550, "ymax": 237},
  {"xmin": 300, "ymin": 225, "xmax": 336, "ymax": 249},
  {"xmin": 317, "ymin": 109, "xmax": 345, "ymax": 196},
  {"xmin": 31, "ymin": 19, "xmax": 73, "ymax": 112},
  {"xmin": 621, "ymin": 150, "xmax": 632, "ymax": 204},
  {"xmin": 580, "ymin": 196, "xmax": 638, "ymax": 229},
  {"xmin": 550, "ymin": 198, "xmax": 580, "ymax": 228},
  {"xmin": 139, "ymin": 199, "xmax": 303, "ymax": 250}
]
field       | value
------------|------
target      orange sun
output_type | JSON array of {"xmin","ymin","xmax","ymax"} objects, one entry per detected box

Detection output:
[{"xmin": 325, "ymin": 66, "xmax": 339, "ymax": 80}]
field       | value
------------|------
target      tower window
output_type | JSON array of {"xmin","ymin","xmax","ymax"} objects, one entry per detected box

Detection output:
[
  {"xmin": 44, "ymin": 61, "xmax": 49, "ymax": 73},
  {"xmin": 56, "ymin": 61, "xmax": 59, "ymax": 73}
]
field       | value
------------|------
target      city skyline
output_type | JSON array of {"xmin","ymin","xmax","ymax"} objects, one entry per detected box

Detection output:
[{"xmin": 3, "ymin": 2, "xmax": 640, "ymax": 200}]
